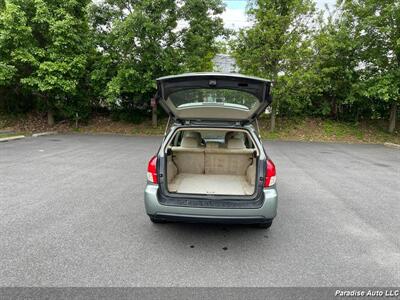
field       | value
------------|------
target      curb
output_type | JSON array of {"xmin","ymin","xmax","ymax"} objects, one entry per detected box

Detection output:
[
  {"xmin": 384, "ymin": 142, "xmax": 400, "ymax": 150},
  {"xmin": 32, "ymin": 131, "xmax": 58, "ymax": 137},
  {"xmin": 0, "ymin": 135, "xmax": 25, "ymax": 142}
]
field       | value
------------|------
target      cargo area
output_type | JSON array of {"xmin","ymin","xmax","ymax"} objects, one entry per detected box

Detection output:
[{"xmin": 165, "ymin": 129, "xmax": 258, "ymax": 196}]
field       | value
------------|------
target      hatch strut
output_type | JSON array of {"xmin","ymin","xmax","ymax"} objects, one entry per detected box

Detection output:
[
  {"xmin": 164, "ymin": 115, "xmax": 171, "ymax": 135},
  {"xmin": 255, "ymin": 118, "xmax": 262, "ymax": 139}
]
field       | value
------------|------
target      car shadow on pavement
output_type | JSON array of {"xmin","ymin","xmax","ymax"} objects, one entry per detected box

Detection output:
[{"xmin": 145, "ymin": 222, "xmax": 272, "ymax": 252}]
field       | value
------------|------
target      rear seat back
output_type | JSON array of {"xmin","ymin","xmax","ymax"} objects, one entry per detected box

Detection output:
[
  {"xmin": 204, "ymin": 144, "xmax": 254, "ymax": 175},
  {"xmin": 180, "ymin": 136, "xmax": 200, "ymax": 148},
  {"xmin": 171, "ymin": 136, "xmax": 204, "ymax": 174},
  {"xmin": 183, "ymin": 131, "xmax": 202, "ymax": 146},
  {"xmin": 227, "ymin": 138, "xmax": 245, "ymax": 149},
  {"xmin": 224, "ymin": 132, "xmax": 245, "ymax": 148},
  {"xmin": 171, "ymin": 132, "xmax": 255, "ymax": 175},
  {"xmin": 206, "ymin": 141, "xmax": 220, "ymax": 149}
]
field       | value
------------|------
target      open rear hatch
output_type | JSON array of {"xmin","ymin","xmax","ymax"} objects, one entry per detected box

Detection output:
[{"xmin": 156, "ymin": 73, "xmax": 272, "ymax": 123}]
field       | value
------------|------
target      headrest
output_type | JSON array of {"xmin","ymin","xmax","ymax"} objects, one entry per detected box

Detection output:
[
  {"xmin": 227, "ymin": 138, "xmax": 246, "ymax": 149},
  {"xmin": 183, "ymin": 131, "xmax": 202, "ymax": 143},
  {"xmin": 225, "ymin": 131, "xmax": 244, "ymax": 143},
  {"xmin": 181, "ymin": 137, "xmax": 200, "ymax": 148},
  {"xmin": 206, "ymin": 142, "xmax": 220, "ymax": 149}
]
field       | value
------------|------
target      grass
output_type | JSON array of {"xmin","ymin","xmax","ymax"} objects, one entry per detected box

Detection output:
[
  {"xmin": 260, "ymin": 117, "xmax": 400, "ymax": 144},
  {"xmin": 0, "ymin": 133, "xmax": 13, "ymax": 138},
  {"xmin": 1, "ymin": 112, "xmax": 399, "ymax": 144},
  {"xmin": 0, "ymin": 132, "xmax": 23, "ymax": 139}
]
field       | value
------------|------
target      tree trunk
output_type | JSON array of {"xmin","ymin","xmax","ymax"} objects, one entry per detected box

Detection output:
[
  {"xmin": 354, "ymin": 108, "xmax": 359, "ymax": 123},
  {"xmin": 270, "ymin": 71, "xmax": 279, "ymax": 132},
  {"xmin": 388, "ymin": 102, "xmax": 397, "ymax": 133},
  {"xmin": 270, "ymin": 96, "xmax": 279, "ymax": 132},
  {"xmin": 270, "ymin": 105, "xmax": 276, "ymax": 132},
  {"xmin": 47, "ymin": 110, "xmax": 55, "ymax": 126},
  {"xmin": 152, "ymin": 102, "xmax": 157, "ymax": 128},
  {"xmin": 331, "ymin": 97, "xmax": 338, "ymax": 119}
]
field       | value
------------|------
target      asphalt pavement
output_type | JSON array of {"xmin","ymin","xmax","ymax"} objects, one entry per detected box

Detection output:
[{"xmin": 0, "ymin": 134, "xmax": 399, "ymax": 286}]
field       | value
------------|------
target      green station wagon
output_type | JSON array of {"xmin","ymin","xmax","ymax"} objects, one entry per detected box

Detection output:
[{"xmin": 144, "ymin": 73, "xmax": 277, "ymax": 228}]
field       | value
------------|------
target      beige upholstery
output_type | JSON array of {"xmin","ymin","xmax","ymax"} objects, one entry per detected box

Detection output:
[
  {"xmin": 166, "ymin": 130, "xmax": 257, "ymax": 195},
  {"xmin": 181, "ymin": 136, "xmax": 200, "ymax": 148},
  {"xmin": 225, "ymin": 131, "xmax": 244, "ymax": 141},
  {"xmin": 168, "ymin": 173, "xmax": 254, "ymax": 195},
  {"xmin": 246, "ymin": 162, "xmax": 256, "ymax": 185},
  {"xmin": 204, "ymin": 151, "xmax": 253, "ymax": 175},
  {"xmin": 172, "ymin": 135, "xmax": 204, "ymax": 174},
  {"xmin": 170, "ymin": 145, "xmax": 255, "ymax": 175},
  {"xmin": 204, "ymin": 148, "xmax": 254, "ymax": 154},
  {"xmin": 166, "ymin": 156, "xmax": 177, "ymax": 184},
  {"xmin": 224, "ymin": 131, "xmax": 245, "ymax": 146},
  {"xmin": 206, "ymin": 142, "xmax": 220, "ymax": 149},
  {"xmin": 170, "ymin": 146, "xmax": 203, "ymax": 153},
  {"xmin": 227, "ymin": 138, "xmax": 246, "ymax": 149},
  {"xmin": 184, "ymin": 131, "xmax": 201, "ymax": 139},
  {"xmin": 170, "ymin": 145, "xmax": 204, "ymax": 174},
  {"xmin": 183, "ymin": 131, "xmax": 202, "ymax": 146}
]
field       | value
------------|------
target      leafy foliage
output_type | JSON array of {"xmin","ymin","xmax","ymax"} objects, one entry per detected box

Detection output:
[
  {"xmin": 0, "ymin": 0, "xmax": 91, "ymax": 122},
  {"xmin": 88, "ymin": 0, "xmax": 225, "ymax": 115},
  {"xmin": 179, "ymin": 0, "xmax": 226, "ymax": 72},
  {"xmin": 231, "ymin": 0, "xmax": 317, "ymax": 125},
  {"xmin": 340, "ymin": 0, "xmax": 400, "ymax": 131},
  {"xmin": 307, "ymin": 10, "xmax": 359, "ymax": 118},
  {"xmin": 0, "ymin": 0, "xmax": 398, "ymax": 132},
  {"xmin": 1, "ymin": 0, "xmax": 225, "ymax": 123},
  {"xmin": 231, "ymin": 0, "xmax": 399, "ymax": 132}
]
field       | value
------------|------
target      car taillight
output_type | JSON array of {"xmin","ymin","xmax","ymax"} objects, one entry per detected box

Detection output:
[
  {"xmin": 147, "ymin": 155, "xmax": 158, "ymax": 184},
  {"xmin": 264, "ymin": 159, "xmax": 276, "ymax": 187}
]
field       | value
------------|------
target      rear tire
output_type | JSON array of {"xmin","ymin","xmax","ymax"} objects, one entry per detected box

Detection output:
[
  {"xmin": 149, "ymin": 216, "xmax": 167, "ymax": 223},
  {"xmin": 255, "ymin": 220, "xmax": 273, "ymax": 229}
]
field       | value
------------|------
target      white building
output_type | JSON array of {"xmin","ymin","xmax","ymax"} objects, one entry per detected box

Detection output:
[{"xmin": 212, "ymin": 54, "xmax": 238, "ymax": 73}]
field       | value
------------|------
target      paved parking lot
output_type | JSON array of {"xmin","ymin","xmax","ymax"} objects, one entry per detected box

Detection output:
[{"xmin": 0, "ymin": 134, "xmax": 399, "ymax": 286}]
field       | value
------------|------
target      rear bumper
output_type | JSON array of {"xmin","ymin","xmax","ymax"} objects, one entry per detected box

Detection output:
[
  {"xmin": 144, "ymin": 184, "xmax": 278, "ymax": 223},
  {"xmin": 148, "ymin": 214, "xmax": 272, "ymax": 224}
]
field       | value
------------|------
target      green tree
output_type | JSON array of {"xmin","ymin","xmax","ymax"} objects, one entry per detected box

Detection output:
[
  {"xmin": 0, "ymin": 0, "xmax": 91, "ymax": 125},
  {"xmin": 231, "ymin": 0, "xmax": 316, "ymax": 131},
  {"xmin": 89, "ymin": 0, "xmax": 226, "ymax": 118},
  {"xmin": 180, "ymin": 0, "xmax": 226, "ymax": 72},
  {"xmin": 22, "ymin": 0, "xmax": 91, "ymax": 125},
  {"xmin": 97, "ymin": 0, "xmax": 180, "ymax": 110},
  {"xmin": 309, "ymin": 8, "xmax": 358, "ymax": 119},
  {"xmin": 0, "ymin": 0, "xmax": 35, "ymax": 111},
  {"xmin": 341, "ymin": 0, "xmax": 400, "ymax": 132},
  {"xmin": 89, "ymin": 0, "xmax": 181, "ymax": 122}
]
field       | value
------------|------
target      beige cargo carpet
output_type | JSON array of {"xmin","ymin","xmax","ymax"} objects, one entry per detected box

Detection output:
[{"xmin": 168, "ymin": 173, "xmax": 254, "ymax": 195}]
